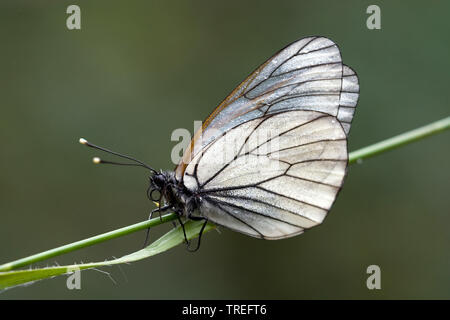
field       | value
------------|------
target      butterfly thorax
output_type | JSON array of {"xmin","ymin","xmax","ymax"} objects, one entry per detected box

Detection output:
[{"xmin": 150, "ymin": 171, "xmax": 198, "ymax": 217}]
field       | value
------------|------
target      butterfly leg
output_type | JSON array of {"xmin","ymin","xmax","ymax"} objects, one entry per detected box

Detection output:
[
  {"xmin": 186, "ymin": 216, "xmax": 208, "ymax": 252},
  {"xmin": 176, "ymin": 213, "xmax": 190, "ymax": 246},
  {"xmin": 142, "ymin": 204, "xmax": 172, "ymax": 248},
  {"xmin": 158, "ymin": 194, "xmax": 164, "ymax": 222}
]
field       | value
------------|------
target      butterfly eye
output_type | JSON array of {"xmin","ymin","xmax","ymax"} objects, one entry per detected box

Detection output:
[{"xmin": 149, "ymin": 189, "xmax": 161, "ymax": 202}]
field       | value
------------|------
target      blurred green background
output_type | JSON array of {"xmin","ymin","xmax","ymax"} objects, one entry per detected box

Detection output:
[{"xmin": 1, "ymin": 0, "xmax": 449, "ymax": 299}]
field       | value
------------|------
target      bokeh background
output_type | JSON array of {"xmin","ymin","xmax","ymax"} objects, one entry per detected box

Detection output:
[{"xmin": 1, "ymin": 0, "xmax": 449, "ymax": 299}]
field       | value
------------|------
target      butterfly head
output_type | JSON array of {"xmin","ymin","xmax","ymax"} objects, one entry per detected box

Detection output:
[{"xmin": 148, "ymin": 171, "xmax": 176, "ymax": 203}]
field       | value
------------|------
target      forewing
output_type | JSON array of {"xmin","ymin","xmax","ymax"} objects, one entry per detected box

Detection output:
[
  {"xmin": 176, "ymin": 36, "xmax": 359, "ymax": 179},
  {"xmin": 183, "ymin": 110, "xmax": 348, "ymax": 239}
]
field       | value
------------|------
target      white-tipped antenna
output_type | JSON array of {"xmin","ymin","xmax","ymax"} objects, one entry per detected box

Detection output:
[
  {"xmin": 92, "ymin": 157, "xmax": 101, "ymax": 164},
  {"xmin": 78, "ymin": 137, "xmax": 157, "ymax": 173}
]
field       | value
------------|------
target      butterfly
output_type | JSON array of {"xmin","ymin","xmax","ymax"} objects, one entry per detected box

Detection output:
[{"xmin": 80, "ymin": 36, "xmax": 359, "ymax": 251}]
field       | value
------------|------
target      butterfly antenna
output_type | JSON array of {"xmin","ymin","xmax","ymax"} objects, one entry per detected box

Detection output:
[{"xmin": 79, "ymin": 138, "xmax": 157, "ymax": 173}]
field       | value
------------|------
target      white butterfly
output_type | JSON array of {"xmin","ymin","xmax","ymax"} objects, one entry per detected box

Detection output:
[{"xmin": 82, "ymin": 36, "xmax": 359, "ymax": 249}]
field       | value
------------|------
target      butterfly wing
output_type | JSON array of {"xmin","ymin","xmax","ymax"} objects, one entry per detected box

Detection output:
[
  {"xmin": 183, "ymin": 110, "xmax": 348, "ymax": 239},
  {"xmin": 176, "ymin": 36, "xmax": 359, "ymax": 239},
  {"xmin": 175, "ymin": 36, "xmax": 359, "ymax": 180}
]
